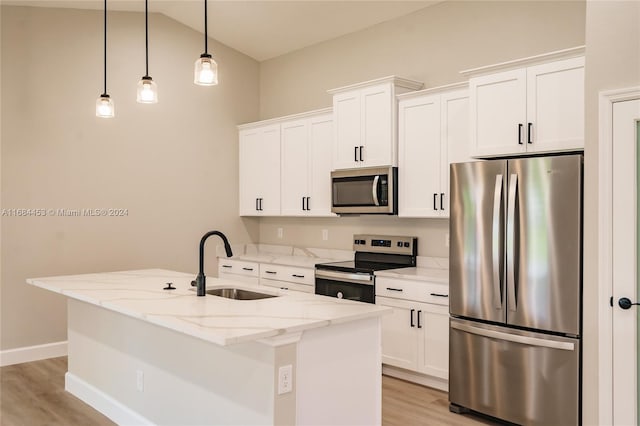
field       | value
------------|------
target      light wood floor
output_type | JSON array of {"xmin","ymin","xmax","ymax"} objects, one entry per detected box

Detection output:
[{"xmin": 1, "ymin": 357, "xmax": 498, "ymax": 425}]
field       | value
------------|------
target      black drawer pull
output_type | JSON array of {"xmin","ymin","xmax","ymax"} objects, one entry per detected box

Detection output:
[
  {"xmin": 265, "ymin": 271, "xmax": 277, "ymax": 275},
  {"xmin": 221, "ymin": 265, "xmax": 232, "ymax": 268},
  {"xmin": 242, "ymin": 267, "xmax": 254, "ymax": 271},
  {"xmin": 292, "ymin": 274, "xmax": 305, "ymax": 278},
  {"xmin": 430, "ymin": 292, "xmax": 449, "ymax": 298},
  {"xmin": 280, "ymin": 287, "xmax": 289, "ymax": 290},
  {"xmin": 386, "ymin": 287, "xmax": 404, "ymax": 292}
]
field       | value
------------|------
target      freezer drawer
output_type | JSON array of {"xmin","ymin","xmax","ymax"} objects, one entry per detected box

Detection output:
[{"xmin": 449, "ymin": 318, "xmax": 580, "ymax": 426}]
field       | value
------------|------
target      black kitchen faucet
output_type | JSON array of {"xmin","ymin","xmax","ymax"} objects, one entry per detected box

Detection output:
[{"xmin": 191, "ymin": 231, "xmax": 233, "ymax": 296}]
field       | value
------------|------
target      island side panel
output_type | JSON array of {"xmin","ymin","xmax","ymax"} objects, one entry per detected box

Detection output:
[
  {"xmin": 66, "ymin": 299, "xmax": 278, "ymax": 425},
  {"xmin": 296, "ymin": 317, "xmax": 382, "ymax": 426}
]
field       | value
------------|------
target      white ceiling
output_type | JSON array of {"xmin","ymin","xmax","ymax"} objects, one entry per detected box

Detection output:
[{"xmin": 1, "ymin": 1, "xmax": 438, "ymax": 60}]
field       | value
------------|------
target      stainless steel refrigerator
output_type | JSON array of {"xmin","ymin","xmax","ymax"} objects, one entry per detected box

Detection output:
[{"xmin": 448, "ymin": 154, "xmax": 582, "ymax": 426}]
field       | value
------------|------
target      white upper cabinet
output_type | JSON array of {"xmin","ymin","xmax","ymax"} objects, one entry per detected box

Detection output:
[
  {"xmin": 398, "ymin": 84, "xmax": 469, "ymax": 218},
  {"xmin": 329, "ymin": 76, "xmax": 423, "ymax": 170},
  {"xmin": 239, "ymin": 124, "xmax": 281, "ymax": 216},
  {"xmin": 239, "ymin": 109, "xmax": 334, "ymax": 217},
  {"xmin": 466, "ymin": 49, "xmax": 585, "ymax": 158},
  {"xmin": 281, "ymin": 111, "xmax": 334, "ymax": 217}
]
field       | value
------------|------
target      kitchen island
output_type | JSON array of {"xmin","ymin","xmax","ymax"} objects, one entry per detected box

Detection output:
[{"xmin": 27, "ymin": 269, "xmax": 389, "ymax": 425}]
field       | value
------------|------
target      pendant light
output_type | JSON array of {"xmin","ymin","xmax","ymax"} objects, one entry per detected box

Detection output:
[
  {"xmin": 96, "ymin": 0, "xmax": 114, "ymax": 118},
  {"xmin": 194, "ymin": 0, "xmax": 218, "ymax": 86},
  {"xmin": 137, "ymin": 0, "xmax": 158, "ymax": 103}
]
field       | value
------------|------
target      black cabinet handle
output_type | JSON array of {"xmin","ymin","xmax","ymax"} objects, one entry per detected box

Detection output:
[
  {"xmin": 518, "ymin": 123, "xmax": 523, "ymax": 144},
  {"xmin": 354, "ymin": 146, "xmax": 358, "ymax": 162},
  {"xmin": 306, "ymin": 197, "xmax": 311, "ymax": 211},
  {"xmin": 265, "ymin": 270, "xmax": 277, "ymax": 275},
  {"xmin": 280, "ymin": 287, "xmax": 289, "ymax": 290},
  {"xmin": 242, "ymin": 267, "xmax": 254, "ymax": 271},
  {"xmin": 430, "ymin": 292, "xmax": 449, "ymax": 298},
  {"xmin": 433, "ymin": 193, "xmax": 438, "ymax": 211},
  {"xmin": 302, "ymin": 197, "xmax": 306, "ymax": 211},
  {"xmin": 386, "ymin": 287, "xmax": 404, "ymax": 292},
  {"xmin": 292, "ymin": 274, "xmax": 305, "ymax": 278},
  {"xmin": 255, "ymin": 198, "xmax": 259, "ymax": 211},
  {"xmin": 440, "ymin": 193, "xmax": 444, "ymax": 211},
  {"xmin": 221, "ymin": 265, "xmax": 232, "ymax": 268},
  {"xmin": 359, "ymin": 146, "xmax": 364, "ymax": 162},
  {"xmin": 527, "ymin": 123, "xmax": 533, "ymax": 144},
  {"xmin": 417, "ymin": 310, "xmax": 422, "ymax": 328},
  {"xmin": 410, "ymin": 309, "xmax": 415, "ymax": 327}
]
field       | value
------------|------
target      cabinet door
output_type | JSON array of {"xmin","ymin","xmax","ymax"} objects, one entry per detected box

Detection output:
[
  {"xmin": 308, "ymin": 113, "xmax": 335, "ymax": 216},
  {"xmin": 333, "ymin": 91, "xmax": 360, "ymax": 170},
  {"xmin": 416, "ymin": 302, "xmax": 449, "ymax": 379},
  {"xmin": 441, "ymin": 90, "xmax": 469, "ymax": 218},
  {"xmin": 377, "ymin": 297, "xmax": 418, "ymax": 371},
  {"xmin": 526, "ymin": 57, "xmax": 584, "ymax": 153},
  {"xmin": 470, "ymin": 69, "xmax": 527, "ymax": 158},
  {"xmin": 239, "ymin": 125, "xmax": 281, "ymax": 216},
  {"xmin": 281, "ymin": 119, "xmax": 309, "ymax": 216},
  {"xmin": 398, "ymin": 94, "xmax": 442, "ymax": 217},
  {"xmin": 361, "ymin": 83, "xmax": 393, "ymax": 167}
]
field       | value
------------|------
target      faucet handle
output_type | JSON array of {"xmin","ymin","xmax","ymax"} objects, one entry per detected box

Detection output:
[{"xmin": 191, "ymin": 280, "xmax": 197, "ymax": 287}]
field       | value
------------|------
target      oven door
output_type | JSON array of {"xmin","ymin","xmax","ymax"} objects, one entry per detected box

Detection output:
[{"xmin": 314, "ymin": 269, "xmax": 375, "ymax": 303}]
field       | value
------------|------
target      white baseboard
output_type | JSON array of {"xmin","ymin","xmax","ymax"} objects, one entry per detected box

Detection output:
[
  {"xmin": 0, "ymin": 341, "xmax": 68, "ymax": 367},
  {"xmin": 382, "ymin": 364, "xmax": 448, "ymax": 392},
  {"xmin": 65, "ymin": 372, "xmax": 153, "ymax": 426}
]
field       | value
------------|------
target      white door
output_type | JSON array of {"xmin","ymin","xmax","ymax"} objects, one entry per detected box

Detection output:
[
  {"xmin": 398, "ymin": 94, "xmax": 442, "ymax": 217},
  {"xmin": 239, "ymin": 128, "xmax": 261, "ymax": 216},
  {"xmin": 377, "ymin": 297, "xmax": 418, "ymax": 371},
  {"xmin": 333, "ymin": 91, "xmax": 360, "ymax": 170},
  {"xmin": 308, "ymin": 113, "xmax": 334, "ymax": 216},
  {"xmin": 361, "ymin": 83, "xmax": 393, "ymax": 167},
  {"xmin": 612, "ymin": 98, "xmax": 640, "ymax": 426},
  {"xmin": 441, "ymin": 89, "xmax": 470, "ymax": 217},
  {"xmin": 416, "ymin": 303, "xmax": 449, "ymax": 380},
  {"xmin": 281, "ymin": 119, "xmax": 309, "ymax": 216}
]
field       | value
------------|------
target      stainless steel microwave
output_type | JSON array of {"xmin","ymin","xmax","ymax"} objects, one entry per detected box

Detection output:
[{"xmin": 331, "ymin": 166, "xmax": 397, "ymax": 214}]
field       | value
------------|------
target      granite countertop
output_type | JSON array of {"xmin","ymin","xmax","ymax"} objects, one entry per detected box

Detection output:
[
  {"xmin": 27, "ymin": 269, "xmax": 389, "ymax": 347},
  {"xmin": 375, "ymin": 267, "xmax": 449, "ymax": 284}
]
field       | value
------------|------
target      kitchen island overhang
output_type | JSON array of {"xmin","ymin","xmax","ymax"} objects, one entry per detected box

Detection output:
[{"xmin": 27, "ymin": 269, "xmax": 390, "ymax": 426}]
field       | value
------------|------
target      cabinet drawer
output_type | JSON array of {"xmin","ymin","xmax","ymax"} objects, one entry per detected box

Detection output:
[
  {"xmin": 260, "ymin": 280, "xmax": 313, "ymax": 293},
  {"xmin": 218, "ymin": 259, "xmax": 259, "ymax": 277},
  {"xmin": 376, "ymin": 277, "xmax": 449, "ymax": 306},
  {"xmin": 260, "ymin": 264, "xmax": 314, "ymax": 286}
]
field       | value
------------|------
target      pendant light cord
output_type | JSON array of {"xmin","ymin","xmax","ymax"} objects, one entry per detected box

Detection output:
[
  {"xmin": 204, "ymin": 0, "xmax": 208, "ymax": 54},
  {"xmin": 145, "ymin": 0, "xmax": 149, "ymax": 77},
  {"xmin": 103, "ymin": 0, "xmax": 107, "ymax": 95}
]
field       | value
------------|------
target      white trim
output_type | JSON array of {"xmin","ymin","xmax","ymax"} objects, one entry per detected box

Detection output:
[
  {"xmin": 460, "ymin": 45, "xmax": 585, "ymax": 77},
  {"xmin": 382, "ymin": 365, "xmax": 448, "ymax": 392},
  {"xmin": 65, "ymin": 372, "xmax": 154, "ymax": 426},
  {"xmin": 327, "ymin": 75, "xmax": 423, "ymax": 94},
  {"xmin": 598, "ymin": 86, "xmax": 640, "ymax": 426},
  {"xmin": 396, "ymin": 81, "xmax": 468, "ymax": 100},
  {"xmin": 0, "ymin": 341, "xmax": 67, "ymax": 367},
  {"xmin": 237, "ymin": 107, "xmax": 332, "ymax": 130}
]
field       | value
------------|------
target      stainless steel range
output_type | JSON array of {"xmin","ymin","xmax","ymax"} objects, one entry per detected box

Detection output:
[{"xmin": 315, "ymin": 235, "xmax": 417, "ymax": 303}]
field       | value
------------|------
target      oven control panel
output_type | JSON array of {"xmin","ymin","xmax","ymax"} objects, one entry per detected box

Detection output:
[{"xmin": 353, "ymin": 234, "xmax": 417, "ymax": 255}]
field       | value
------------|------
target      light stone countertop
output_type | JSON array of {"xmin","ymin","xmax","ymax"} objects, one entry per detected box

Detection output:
[
  {"xmin": 27, "ymin": 269, "xmax": 390, "ymax": 347},
  {"xmin": 375, "ymin": 267, "xmax": 449, "ymax": 284}
]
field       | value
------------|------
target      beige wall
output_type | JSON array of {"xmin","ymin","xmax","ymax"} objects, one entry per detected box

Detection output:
[
  {"xmin": 0, "ymin": 6, "xmax": 260, "ymax": 351},
  {"xmin": 583, "ymin": 1, "xmax": 640, "ymax": 424},
  {"xmin": 257, "ymin": 1, "xmax": 586, "ymax": 256}
]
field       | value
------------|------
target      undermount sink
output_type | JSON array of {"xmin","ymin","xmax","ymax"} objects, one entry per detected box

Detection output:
[{"xmin": 205, "ymin": 288, "xmax": 278, "ymax": 300}]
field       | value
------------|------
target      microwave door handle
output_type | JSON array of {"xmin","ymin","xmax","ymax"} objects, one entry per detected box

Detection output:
[{"xmin": 372, "ymin": 175, "xmax": 380, "ymax": 206}]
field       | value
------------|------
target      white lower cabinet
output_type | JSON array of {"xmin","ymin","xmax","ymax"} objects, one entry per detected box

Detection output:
[
  {"xmin": 217, "ymin": 259, "xmax": 260, "ymax": 286},
  {"xmin": 260, "ymin": 264, "xmax": 314, "ymax": 294},
  {"xmin": 376, "ymin": 277, "xmax": 449, "ymax": 381}
]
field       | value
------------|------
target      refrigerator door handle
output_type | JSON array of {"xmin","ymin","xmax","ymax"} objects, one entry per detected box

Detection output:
[
  {"xmin": 507, "ymin": 173, "xmax": 518, "ymax": 312},
  {"xmin": 450, "ymin": 321, "xmax": 575, "ymax": 351},
  {"xmin": 492, "ymin": 174, "xmax": 503, "ymax": 309}
]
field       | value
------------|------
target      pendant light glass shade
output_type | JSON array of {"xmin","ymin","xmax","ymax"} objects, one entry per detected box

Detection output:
[
  {"xmin": 96, "ymin": 94, "xmax": 115, "ymax": 118},
  {"xmin": 137, "ymin": 0, "xmax": 158, "ymax": 104},
  {"xmin": 96, "ymin": 0, "xmax": 114, "ymax": 118},
  {"xmin": 137, "ymin": 76, "xmax": 158, "ymax": 103},
  {"xmin": 194, "ymin": 54, "xmax": 218, "ymax": 86},
  {"xmin": 195, "ymin": 0, "xmax": 218, "ymax": 86}
]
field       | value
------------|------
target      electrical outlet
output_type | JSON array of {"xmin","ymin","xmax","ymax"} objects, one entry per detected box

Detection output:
[
  {"xmin": 445, "ymin": 233, "xmax": 450, "ymax": 248},
  {"xmin": 277, "ymin": 228, "xmax": 283, "ymax": 239},
  {"xmin": 136, "ymin": 370, "xmax": 144, "ymax": 392},
  {"xmin": 322, "ymin": 229, "xmax": 329, "ymax": 241},
  {"xmin": 278, "ymin": 364, "xmax": 293, "ymax": 395}
]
